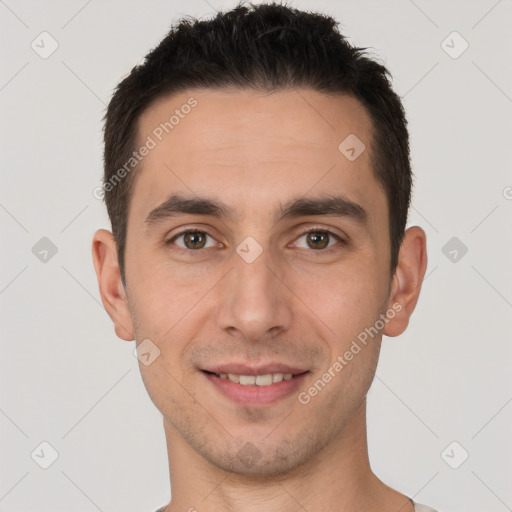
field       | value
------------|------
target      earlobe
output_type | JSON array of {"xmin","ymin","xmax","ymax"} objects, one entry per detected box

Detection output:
[
  {"xmin": 91, "ymin": 229, "xmax": 135, "ymax": 341},
  {"xmin": 383, "ymin": 226, "xmax": 428, "ymax": 338}
]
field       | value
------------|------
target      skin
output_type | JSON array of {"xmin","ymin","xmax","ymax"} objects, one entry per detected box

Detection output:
[{"xmin": 92, "ymin": 88, "xmax": 427, "ymax": 512}]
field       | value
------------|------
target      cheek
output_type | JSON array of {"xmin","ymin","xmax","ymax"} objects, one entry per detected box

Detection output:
[
  {"xmin": 319, "ymin": 338, "xmax": 381, "ymax": 425},
  {"xmin": 128, "ymin": 243, "xmax": 201, "ymax": 312},
  {"xmin": 127, "ymin": 262, "xmax": 219, "ymax": 373},
  {"xmin": 132, "ymin": 281, "xmax": 199, "ymax": 344},
  {"xmin": 293, "ymin": 261, "xmax": 385, "ymax": 342}
]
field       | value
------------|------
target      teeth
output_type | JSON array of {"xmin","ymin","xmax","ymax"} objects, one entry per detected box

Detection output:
[
  {"xmin": 239, "ymin": 375, "xmax": 256, "ymax": 385},
  {"xmin": 255, "ymin": 374, "xmax": 272, "ymax": 386},
  {"xmin": 217, "ymin": 372, "xmax": 297, "ymax": 386}
]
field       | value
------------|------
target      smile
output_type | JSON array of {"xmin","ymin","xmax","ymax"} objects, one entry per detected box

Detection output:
[
  {"xmin": 201, "ymin": 369, "xmax": 309, "ymax": 405},
  {"xmin": 213, "ymin": 372, "xmax": 294, "ymax": 386}
]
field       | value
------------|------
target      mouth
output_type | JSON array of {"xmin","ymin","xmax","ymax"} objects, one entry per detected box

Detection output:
[
  {"xmin": 203, "ymin": 370, "xmax": 299, "ymax": 386},
  {"xmin": 200, "ymin": 365, "xmax": 309, "ymax": 405}
]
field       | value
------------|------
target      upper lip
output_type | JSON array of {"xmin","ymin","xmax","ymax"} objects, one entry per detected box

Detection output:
[{"xmin": 202, "ymin": 363, "xmax": 308, "ymax": 376}]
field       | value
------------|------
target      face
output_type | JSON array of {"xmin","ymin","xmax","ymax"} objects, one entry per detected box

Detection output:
[{"xmin": 98, "ymin": 88, "xmax": 414, "ymax": 476}]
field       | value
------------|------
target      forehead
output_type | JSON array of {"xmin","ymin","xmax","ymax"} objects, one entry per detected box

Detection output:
[{"xmin": 130, "ymin": 87, "xmax": 384, "ymax": 225}]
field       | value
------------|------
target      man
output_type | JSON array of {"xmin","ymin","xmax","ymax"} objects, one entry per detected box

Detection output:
[{"xmin": 92, "ymin": 3, "xmax": 434, "ymax": 511}]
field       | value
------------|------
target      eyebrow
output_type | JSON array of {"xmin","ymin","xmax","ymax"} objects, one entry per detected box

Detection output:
[{"xmin": 144, "ymin": 192, "xmax": 368, "ymax": 231}]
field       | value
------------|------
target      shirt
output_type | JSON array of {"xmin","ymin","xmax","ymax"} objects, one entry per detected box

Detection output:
[
  {"xmin": 413, "ymin": 500, "xmax": 439, "ymax": 512},
  {"xmin": 154, "ymin": 498, "xmax": 439, "ymax": 511}
]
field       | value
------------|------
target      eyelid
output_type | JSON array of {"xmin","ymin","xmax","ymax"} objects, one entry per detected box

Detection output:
[
  {"xmin": 167, "ymin": 228, "xmax": 220, "ymax": 250},
  {"xmin": 166, "ymin": 225, "xmax": 347, "ymax": 252},
  {"xmin": 291, "ymin": 226, "xmax": 346, "ymax": 250},
  {"xmin": 164, "ymin": 223, "xmax": 349, "ymax": 250}
]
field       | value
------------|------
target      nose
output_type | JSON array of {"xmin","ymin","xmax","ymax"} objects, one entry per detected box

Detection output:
[{"xmin": 216, "ymin": 242, "xmax": 293, "ymax": 342}]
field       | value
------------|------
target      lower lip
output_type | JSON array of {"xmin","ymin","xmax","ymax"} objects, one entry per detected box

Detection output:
[{"xmin": 203, "ymin": 371, "xmax": 308, "ymax": 406}]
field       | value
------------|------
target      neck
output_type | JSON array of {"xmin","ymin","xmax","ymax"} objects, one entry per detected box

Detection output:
[{"xmin": 161, "ymin": 401, "xmax": 413, "ymax": 512}]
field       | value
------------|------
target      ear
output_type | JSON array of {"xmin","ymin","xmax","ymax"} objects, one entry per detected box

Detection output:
[
  {"xmin": 91, "ymin": 229, "xmax": 134, "ymax": 341},
  {"xmin": 383, "ymin": 226, "xmax": 428, "ymax": 337}
]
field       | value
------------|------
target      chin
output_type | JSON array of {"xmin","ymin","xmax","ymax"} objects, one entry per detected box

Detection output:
[{"xmin": 195, "ymin": 433, "xmax": 323, "ymax": 478}]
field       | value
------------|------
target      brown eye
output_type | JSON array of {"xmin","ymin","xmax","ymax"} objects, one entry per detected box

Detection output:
[
  {"xmin": 295, "ymin": 230, "xmax": 340, "ymax": 251},
  {"xmin": 169, "ymin": 230, "xmax": 216, "ymax": 250},
  {"xmin": 183, "ymin": 231, "xmax": 207, "ymax": 249},
  {"xmin": 306, "ymin": 231, "xmax": 329, "ymax": 249}
]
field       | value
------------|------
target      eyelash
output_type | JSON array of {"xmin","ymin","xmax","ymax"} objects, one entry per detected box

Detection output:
[{"xmin": 166, "ymin": 227, "xmax": 346, "ymax": 255}]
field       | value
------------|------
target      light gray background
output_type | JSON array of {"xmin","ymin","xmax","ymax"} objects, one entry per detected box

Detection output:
[{"xmin": 1, "ymin": 1, "xmax": 511, "ymax": 511}]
